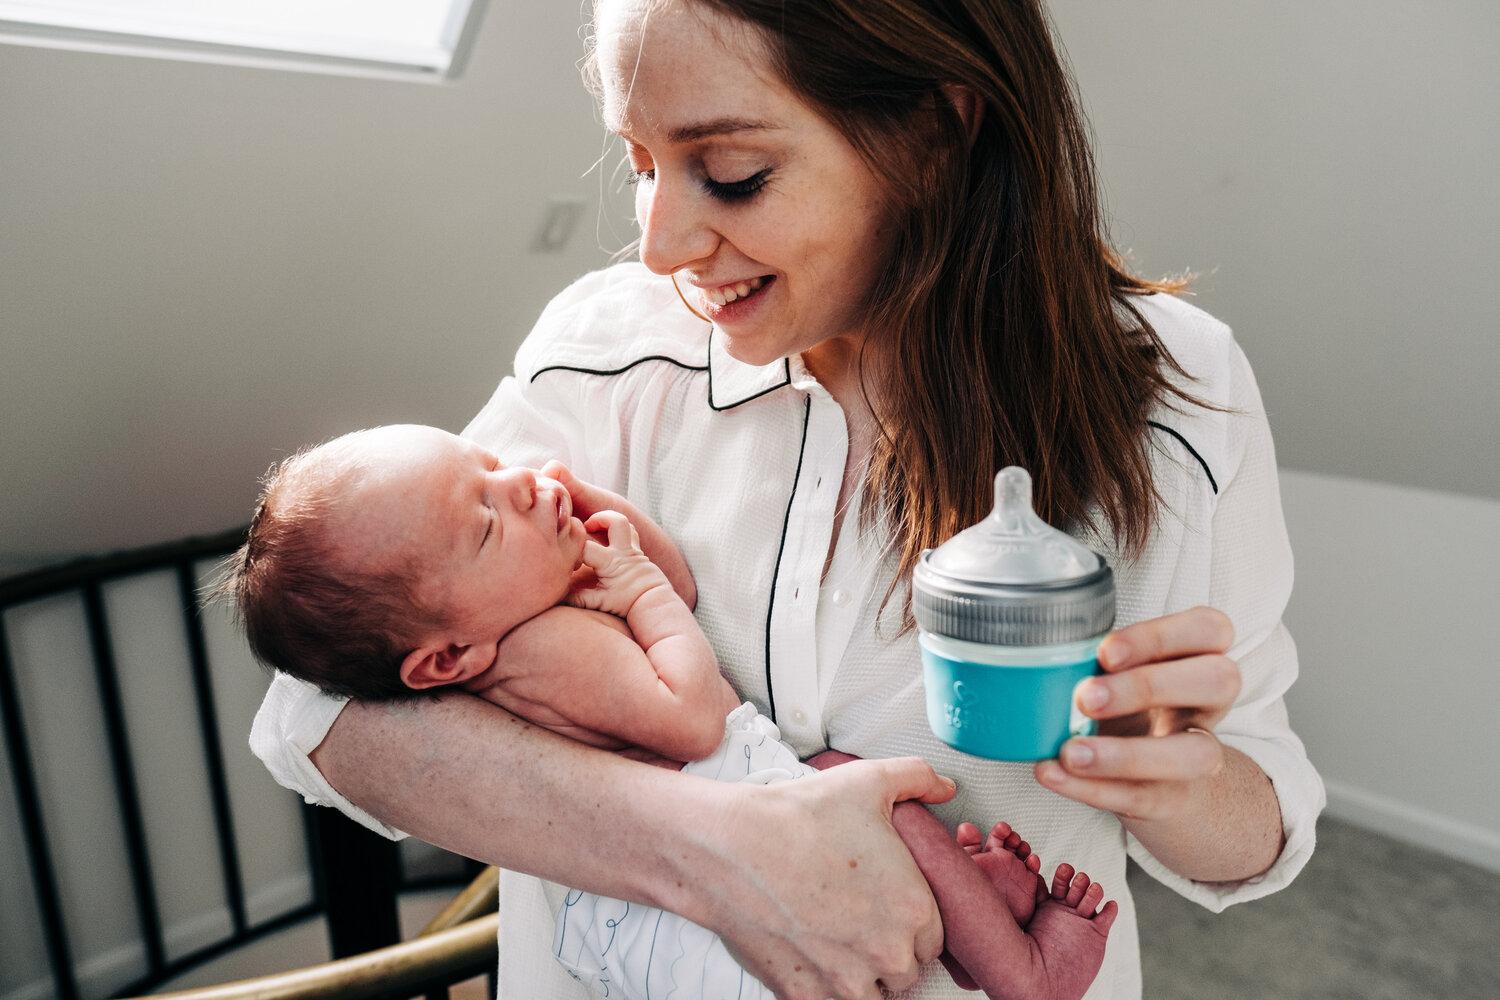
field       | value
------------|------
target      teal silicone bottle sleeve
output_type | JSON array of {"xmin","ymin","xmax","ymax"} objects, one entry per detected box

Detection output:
[{"xmin": 919, "ymin": 632, "xmax": 1101, "ymax": 761}]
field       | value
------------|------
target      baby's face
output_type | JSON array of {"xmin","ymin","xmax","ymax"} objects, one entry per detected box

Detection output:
[{"xmin": 330, "ymin": 425, "xmax": 586, "ymax": 642}]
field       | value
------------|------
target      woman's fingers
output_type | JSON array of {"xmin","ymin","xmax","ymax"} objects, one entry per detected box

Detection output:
[
  {"xmin": 1055, "ymin": 731, "xmax": 1225, "ymax": 782},
  {"xmin": 1076, "ymin": 653, "xmax": 1240, "ymax": 722},
  {"xmin": 872, "ymin": 755, "xmax": 960, "ymax": 810},
  {"xmin": 1033, "ymin": 761, "xmax": 1193, "ymax": 821},
  {"xmin": 1097, "ymin": 605, "xmax": 1233, "ymax": 672}
]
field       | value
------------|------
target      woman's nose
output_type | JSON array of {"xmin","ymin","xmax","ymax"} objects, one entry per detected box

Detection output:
[{"xmin": 636, "ymin": 172, "xmax": 719, "ymax": 276}]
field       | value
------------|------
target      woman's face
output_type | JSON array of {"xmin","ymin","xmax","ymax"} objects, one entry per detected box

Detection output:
[{"xmin": 595, "ymin": 0, "xmax": 893, "ymax": 368}]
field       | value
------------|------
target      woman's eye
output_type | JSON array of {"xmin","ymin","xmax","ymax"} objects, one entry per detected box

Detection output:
[
  {"xmin": 625, "ymin": 165, "xmax": 770, "ymax": 203},
  {"xmin": 704, "ymin": 168, "xmax": 770, "ymax": 203}
]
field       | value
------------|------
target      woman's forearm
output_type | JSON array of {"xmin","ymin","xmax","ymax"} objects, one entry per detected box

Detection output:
[
  {"xmin": 306, "ymin": 690, "xmax": 955, "ymax": 997},
  {"xmin": 1120, "ymin": 746, "xmax": 1285, "ymax": 882},
  {"xmin": 310, "ymin": 690, "xmax": 715, "ymax": 908}
]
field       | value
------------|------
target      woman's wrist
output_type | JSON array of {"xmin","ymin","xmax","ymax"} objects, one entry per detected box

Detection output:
[
  {"xmin": 633, "ymin": 778, "xmax": 764, "ymax": 927},
  {"xmin": 1120, "ymin": 745, "xmax": 1285, "ymax": 883}
]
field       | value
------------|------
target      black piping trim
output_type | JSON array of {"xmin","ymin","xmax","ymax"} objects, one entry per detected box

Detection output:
[
  {"xmin": 529, "ymin": 356, "xmax": 707, "ymax": 383},
  {"xmin": 764, "ymin": 396, "xmax": 812, "ymax": 723},
  {"xmin": 1148, "ymin": 420, "xmax": 1218, "ymax": 494},
  {"xmin": 707, "ymin": 328, "xmax": 792, "ymax": 411},
  {"xmin": 527, "ymin": 333, "xmax": 795, "ymax": 411}
]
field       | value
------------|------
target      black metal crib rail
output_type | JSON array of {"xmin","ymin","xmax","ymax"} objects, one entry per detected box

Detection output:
[{"xmin": 0, "ymin": 529, "xmax": 478, "ymax": 999}]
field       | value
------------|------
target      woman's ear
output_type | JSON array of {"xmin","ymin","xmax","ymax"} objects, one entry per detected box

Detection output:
[
  {"xmin": 941, "ymin": 83, "xmax": 985, "ymax": 146},
  {"xmin": 400, "ymin": 640, "xmax": 494, "ymax": 690}
]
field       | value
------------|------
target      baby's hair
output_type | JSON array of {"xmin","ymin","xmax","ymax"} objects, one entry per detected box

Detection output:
[{"xmin": 212, "ymin": 434, "xmax": 441, "ymax": 701}]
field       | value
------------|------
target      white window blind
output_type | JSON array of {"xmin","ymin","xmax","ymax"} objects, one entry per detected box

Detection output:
[{"xmin": 0, "ymin": 0, "xmax": 486, "ymax": 79}]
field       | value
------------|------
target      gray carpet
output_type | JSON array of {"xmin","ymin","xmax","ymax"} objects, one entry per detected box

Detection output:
[{"xmin": 1130, "ymin": 816, "xmax": 1500, "ymax": 999}]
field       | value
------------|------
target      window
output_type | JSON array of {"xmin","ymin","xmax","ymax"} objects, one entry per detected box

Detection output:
[{"xmin": 0, "ymin": 0, "xmax": 488, "ymax": 80}]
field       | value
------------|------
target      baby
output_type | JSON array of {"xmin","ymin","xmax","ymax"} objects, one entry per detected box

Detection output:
[{"xmin": 224, "ymin": 423, "xmax": 1117, "ymax": 1000}]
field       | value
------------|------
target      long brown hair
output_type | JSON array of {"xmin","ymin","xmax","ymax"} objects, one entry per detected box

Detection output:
[{"xmin": 603, "ymin": 1, "xmax": 1211, "ymax": 621}]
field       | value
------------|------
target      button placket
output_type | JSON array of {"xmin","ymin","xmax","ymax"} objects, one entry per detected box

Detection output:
[{"xmin": 768, "ymin": 389, "xmax": 844, "ymax": 751}]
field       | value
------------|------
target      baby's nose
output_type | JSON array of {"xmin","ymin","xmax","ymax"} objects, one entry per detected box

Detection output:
[
  {"xmin": 512, "ymin": 469, "xmax": 538, "ymax": 507},
  {"xmin": 492, "ymin": 467, "xmax": 535, "ymax": 507}
]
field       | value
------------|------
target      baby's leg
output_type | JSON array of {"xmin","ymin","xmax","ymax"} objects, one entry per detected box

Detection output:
[{"xmin": 806, "ymin": 750, "xmax": 1117, "ymax": 1000}]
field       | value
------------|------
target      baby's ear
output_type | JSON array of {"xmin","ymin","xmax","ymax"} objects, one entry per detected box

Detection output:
[{"xmin": 400, "ymin": 641, "xmax": 492, "ymax": 690}]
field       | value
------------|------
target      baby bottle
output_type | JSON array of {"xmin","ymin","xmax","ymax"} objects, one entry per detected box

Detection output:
[{"xmin": 913, "ymin": 467, "xmax": 1116, "ymax": 761}]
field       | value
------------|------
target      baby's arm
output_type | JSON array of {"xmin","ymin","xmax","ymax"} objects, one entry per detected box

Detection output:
[
  {"xmin": 542, "ymin": 461, "xmax": 697, "ymax": 609},
  {"xmin": 480, "ymin": 512, "xmax": 736, "ymax": 761}
]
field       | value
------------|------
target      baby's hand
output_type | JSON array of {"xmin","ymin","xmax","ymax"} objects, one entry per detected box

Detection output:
[{"xmin": 566, "ymin": 511, "xmax": 671, "ymax": 617}]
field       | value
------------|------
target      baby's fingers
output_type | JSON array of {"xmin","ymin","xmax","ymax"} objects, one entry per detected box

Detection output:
[
  {"xmin": 583, "ymin": 510, "xmax": 638, "ymax": 550},
  {"xmin": 579, "ymin": 538, "xmax": 614, "ymax": 571}
]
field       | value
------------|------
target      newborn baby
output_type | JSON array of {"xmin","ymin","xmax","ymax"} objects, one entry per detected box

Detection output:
[{"xmin": 225, "ymin": 423, "xmax": 1117, "ymax": 1000}]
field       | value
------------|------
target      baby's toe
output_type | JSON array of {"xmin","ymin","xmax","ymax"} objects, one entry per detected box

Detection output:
[
  {"xmin": 1050, "ymin": 863, "xmax": 1076, "ymax": 900},
  {"xmin": 1064, "ymin": 871, "xmax": 1091, "ymax": 908}
]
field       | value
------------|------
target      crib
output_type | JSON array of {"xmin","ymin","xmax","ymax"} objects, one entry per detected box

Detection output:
[{"xmin": 0, "ymin": 531, "xmax": 494, "ymax": 1000}]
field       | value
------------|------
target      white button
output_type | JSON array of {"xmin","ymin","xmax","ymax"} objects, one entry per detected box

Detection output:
[
  {"xmin": 832, "ymin": 589, "xmax": 850, "ymax": 607},
  {"xmin": 792, "ymin": 709, "xmax": 808, "ymax": 724}
]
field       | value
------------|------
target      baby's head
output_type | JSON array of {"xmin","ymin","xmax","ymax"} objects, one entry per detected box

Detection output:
[{"xmin": 222, "ymin": 424, "xmax": 586, "ymax": 699}]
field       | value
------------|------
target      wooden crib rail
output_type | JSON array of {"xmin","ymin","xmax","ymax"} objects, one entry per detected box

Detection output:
[
  {"xmin": 133, "ymin": 913, "xmax": 499, "ymax": 1000},
  {"xmin": 0, "ymin": 530, "xmax": 484, "ymax": 998},
  {"xmin": 418, "ymin": 866, "xmax": 500, "ymax": 936}
]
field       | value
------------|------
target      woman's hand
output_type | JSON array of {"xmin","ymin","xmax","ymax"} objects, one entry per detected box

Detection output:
[
  {"xmin": 1034, "ymin": 605, "xmax": 1238, "ymax": 819},
  {"xmin": 1033, "ymin": 605, "xmax": 1284, "ymax": 881},
  {"xmin": 696, "ymin": 757, "xmax": 956, "ymax": 1000}
]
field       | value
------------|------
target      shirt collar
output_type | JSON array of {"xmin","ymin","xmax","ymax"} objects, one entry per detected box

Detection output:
[{"xmin": 707, "ymin": 327, "xmax": 793, "ymax": 410}]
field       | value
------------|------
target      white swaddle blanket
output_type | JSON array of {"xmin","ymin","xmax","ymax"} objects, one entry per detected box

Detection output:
[{"xmin": 552, "ymin": 702, "xmax": 818, "ymax": 999}]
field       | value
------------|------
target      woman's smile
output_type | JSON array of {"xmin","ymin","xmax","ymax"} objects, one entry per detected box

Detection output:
[{"xmin": 691, "ymin": 273, "xmax": 775, "ymax": 323}]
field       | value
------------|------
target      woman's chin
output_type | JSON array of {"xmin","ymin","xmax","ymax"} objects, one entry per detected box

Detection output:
[{"xmin": 718, "ymin": 330, "xmax": 789, "ymax": 369}]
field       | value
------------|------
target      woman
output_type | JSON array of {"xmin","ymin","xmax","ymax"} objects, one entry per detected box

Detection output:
[{"xmin": 251, "ymin": 1, "xmax": 1323, "ymax": 997}]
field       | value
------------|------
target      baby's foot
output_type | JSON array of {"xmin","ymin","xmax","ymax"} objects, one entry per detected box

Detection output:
[
  {"xmin": 957, "ymin": 820, "xmax": 1046, "ymax": 926},
  {"xmin": 1021, "ymin": 863, "xmax": 1119, "ymax": 1000}
]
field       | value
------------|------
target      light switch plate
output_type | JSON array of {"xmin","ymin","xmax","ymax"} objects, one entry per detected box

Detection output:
[{"xmin": 531, "ymin": 197, "xmax": 586, "ymax": 253}]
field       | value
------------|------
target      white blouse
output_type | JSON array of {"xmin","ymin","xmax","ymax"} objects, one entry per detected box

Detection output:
[{"xmin": 251, "ymin": 262, "xmax": 1325, "ymax": 999}]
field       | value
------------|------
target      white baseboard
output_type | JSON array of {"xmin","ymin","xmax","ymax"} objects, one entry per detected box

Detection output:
[{"xmin": 1324, "ymin": 778, "xmax": 1500, "ymax": 874}]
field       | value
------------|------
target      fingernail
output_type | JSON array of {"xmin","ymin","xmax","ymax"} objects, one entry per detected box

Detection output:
[
  {"xmin": 941, "ymin": 775, "xmax": 958, "ymax": 792},
  {"xmin": 1063, "ymin": 742, "xmax": 1094, "ymax": 768},
  {"xmin": 1080, "ymin": 682, "xmax": 1109, "ymax": 711},
  {"xmin": 1037, "ymin": 761, "xmax": 1064, "ymax": 785},
  {"xmin": 1100, "ymin": 641, "xmax": 1126, "ymax": 668}
]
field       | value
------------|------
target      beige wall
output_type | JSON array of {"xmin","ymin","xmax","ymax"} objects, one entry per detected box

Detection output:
[
  {"xmin": 1050, "ymin": 0, "xmax": 1499, "ymax": 499},
  {"xmin": 0, "ymin": 1, "xmax": 631, "ymax": 564}
]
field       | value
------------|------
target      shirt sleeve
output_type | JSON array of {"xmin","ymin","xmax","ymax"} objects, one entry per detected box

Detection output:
[
  {"xmin": 247, "ymin": 295, "xmax": 595, "ymax": 839},
  {"xmin": 1126, "ymin": 339, "xmax": 1327, "ymax": 911}
]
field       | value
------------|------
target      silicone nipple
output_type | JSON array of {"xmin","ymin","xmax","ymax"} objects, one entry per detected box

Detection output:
[
  {"xmin": 926, "ymin": 466, "xmax": 1099, "ymax": 585},
  {"xmin": 992, "ymin": 466, "xmax": 1034, "ymax": 534}
]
